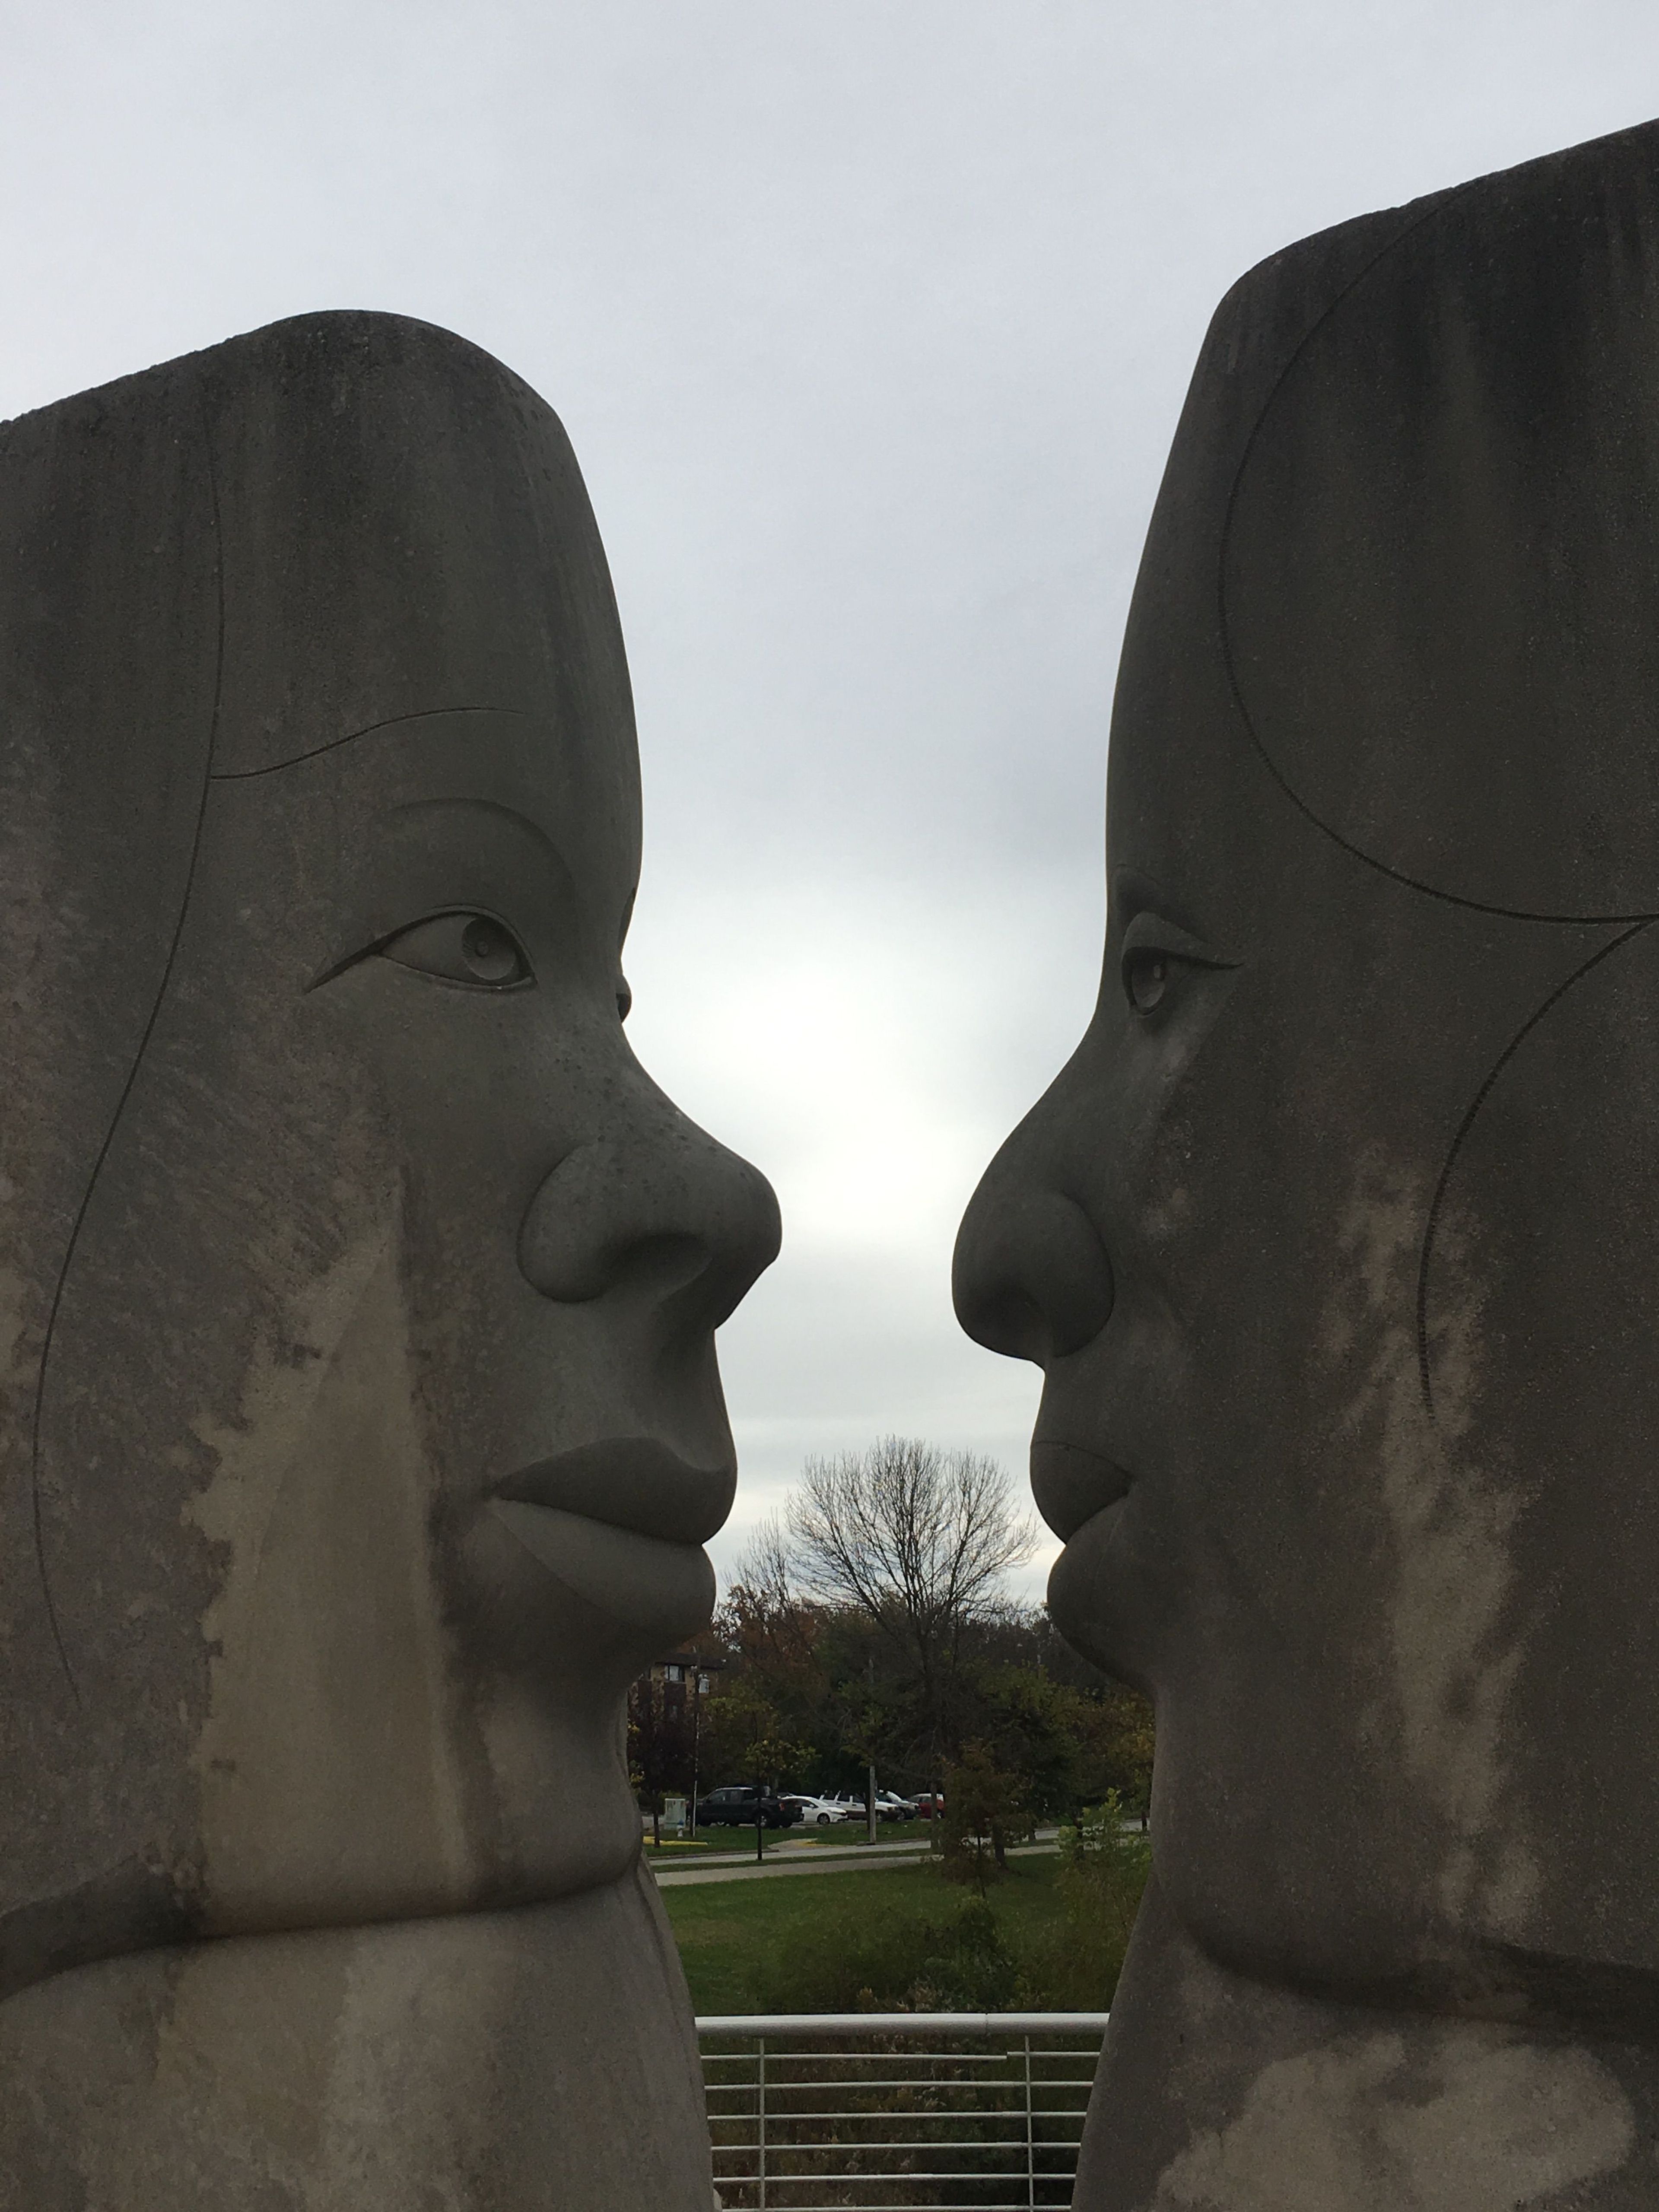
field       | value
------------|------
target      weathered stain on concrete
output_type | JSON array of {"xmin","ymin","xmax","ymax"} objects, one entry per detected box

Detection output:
[{"xmin": 1155, "ymin": 2031, "xmax": 1634, "ymax": 2211}]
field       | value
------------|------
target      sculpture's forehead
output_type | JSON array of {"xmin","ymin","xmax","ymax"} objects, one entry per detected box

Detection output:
[
  {"xmin": 199, "ymin": 313, "xmax": 634, "ymax": 782},
  {"xmin": 1102, "ymin": 198, "xmax": 1423, "ymax": 933},
  {"xmin": 3, "ymin": 310, "xmax": 635, "ymax": 789},
  {"xmin": 1110, "ymin": 118, "xmax": 1659, "ymax": 934},
  {"xmin": 260, "ymin": 703, "xmax": 643, "ymax": 936}
]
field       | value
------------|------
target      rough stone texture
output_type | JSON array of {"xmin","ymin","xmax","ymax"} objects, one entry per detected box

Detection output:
[
  {"xmin": 0, "ymin": 312, "xmax": 779, "ymax": 2204},
  {"xmin": 954, "ymin": 120, "xmax": 1659, "ymax": 2206},
  {"xmin": 0, "ymin": 1871, "xmax": 711, "ymax": 2212}
]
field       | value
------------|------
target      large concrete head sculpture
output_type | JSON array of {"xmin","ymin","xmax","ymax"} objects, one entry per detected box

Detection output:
[
  {"xmin": 0, "ymin": 313, "xmax": 778, "ymax": 2205},
  {"xmin": 957, "ymin": 123, "xmax": 1659, "ymax": 2204}
]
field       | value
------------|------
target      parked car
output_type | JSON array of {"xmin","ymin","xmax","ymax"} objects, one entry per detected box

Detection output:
[
  {"xmin": 823, "ymin": 1789, "xmax": 917, "ymax": 1822},
  {"xmin": 693, "ymin": 1786, "xmax": 801, "ymax": 1830},
  {"xmin": 779, "ymin": 1793, "xmax": 852, "ymax": 1825},
  {"xmin": 912, "ymin": 1791, "xmax": 947, "ymax": 1819}
]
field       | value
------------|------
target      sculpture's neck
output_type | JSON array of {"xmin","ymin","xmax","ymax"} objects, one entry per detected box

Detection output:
[
  {"xmin": 0, "ymin": 1867, "xmax": 714, "ymax": 2212},
  {"xmin": 1080, "ymin": 1874, "xmax": 1658, "ymax": 2211}
]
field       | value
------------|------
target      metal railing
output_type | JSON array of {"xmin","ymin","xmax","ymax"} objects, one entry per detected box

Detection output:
[{"xmin": 698, "ymin": 2012, "xmax": 1107, "ymax": 2211}]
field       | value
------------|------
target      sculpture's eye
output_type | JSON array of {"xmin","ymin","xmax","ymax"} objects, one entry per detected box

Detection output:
[
  {"xmin": 1124, "ymin": 947, "xmax": 1169, "ymax": 1014},
  {"xmin": 1117, "ymin": 909, "xmax": 1233, "ymax": 1017},
  {"xmin": 380, "ymin": 911, "xmax": 532, "ymax": 988}
]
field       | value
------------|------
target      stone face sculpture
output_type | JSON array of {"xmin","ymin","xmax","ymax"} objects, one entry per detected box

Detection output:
[
  {"xmin": 954, "ymin": 121, "xmax": 1659, "ymax": 2208},
  {"xmin": 0, "ymin": 312, "xmax": 780, "ymax": 2206}
]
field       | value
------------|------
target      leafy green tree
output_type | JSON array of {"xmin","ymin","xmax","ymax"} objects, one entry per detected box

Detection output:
[
  {"xmin": 952, "ymin": 1664, "xmax": 1088, "ymax": 1819},
  {"xmin": 941, "ymin": 1739, "xmax": 1028, "ymax": 1891},
  {"xmin": 700, "ymin": 1675, "xmax": 801, "ymax": 1789},
  {"xmin": 1090, "ymin": 1684, "xmax": 1156, "ymax": 1821},
  {"xmin": 627, "ymin": 1666, "xmax": 699, "ymax": 1846},
  {"xmin": 1052, "ymin": 1790, "xmax": 1153, "ymax": 1993}
]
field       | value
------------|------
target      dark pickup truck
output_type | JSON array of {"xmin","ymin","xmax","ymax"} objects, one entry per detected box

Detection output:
[{"xmin": 693, "ymin": 1786, "xmax": 802, "ymax": 1830}]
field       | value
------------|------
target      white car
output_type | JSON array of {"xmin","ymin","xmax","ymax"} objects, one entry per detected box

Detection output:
[
  {"xmin": 778, "ymin": 1793, "xmax": 853, "ymax": 1825},
  {"xmin": 826, "ymin": 1789, "xmax": 916, "ymax": 1821}
]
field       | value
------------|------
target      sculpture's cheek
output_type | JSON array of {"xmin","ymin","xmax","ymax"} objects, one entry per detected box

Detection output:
[{"xmin": 187, "ymin": 1219, "xmax": 479, "ymax": 1932}]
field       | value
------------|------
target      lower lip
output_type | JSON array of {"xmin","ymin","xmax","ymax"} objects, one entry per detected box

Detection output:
[
  {"xmin": 1046, "ymin": 1492, "xmax": 1134, "ymax": 1651},
  {"xmin": 488, "ymin": 1500, "xmax": 716, "ymax": 1640}
]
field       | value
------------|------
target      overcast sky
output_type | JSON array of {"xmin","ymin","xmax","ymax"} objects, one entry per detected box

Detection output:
[{"xmin": 5, "ymin": 3, "xmax": 1657, "ymax": 1599}]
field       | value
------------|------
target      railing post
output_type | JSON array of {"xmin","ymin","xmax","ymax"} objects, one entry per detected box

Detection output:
[
  {"xmin": 1024, "ymin": 2033, "xmax": 1035, "ymax": 2209},
  {"xmin": 757, "ymin": 2037, "xmax": 767, "ymax": 2211}
]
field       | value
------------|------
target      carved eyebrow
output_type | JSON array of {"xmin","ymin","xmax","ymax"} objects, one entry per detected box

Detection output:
[
  {"xmin": 303, "ymin": 796, "xmax": 583, "ymax": 993},
  {"xmin": 1109, "ymin": 867, "xmax": 1218, "ymax": 944},
  {"xmin": 1119, "ymin": 909, "xmax": 1236, "ymax": 969}
]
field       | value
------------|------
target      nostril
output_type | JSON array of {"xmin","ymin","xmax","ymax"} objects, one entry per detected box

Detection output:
[
  {"xmin": 616, "ymin": 1231, "xmax": 711, "ymax": 1295},
  {"xmin": 976, "ymin": 1288, "xmax": 1055, "ymax": 1367},
  {"xmin": 953, "ymin": 1182, "xmax": 1114, "ymax": 1368},
  {"xmin": 684, "ymin": 1164, "xmax": 782, "ymax": 1330}
]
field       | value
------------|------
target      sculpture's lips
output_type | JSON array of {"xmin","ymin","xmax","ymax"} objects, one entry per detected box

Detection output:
[
  {"xmin": 492, "ymin": 1436, "xmax": 736, "ymax": 1546},
  {"xmin": 487, "ymin": 1502, "xmax": 716, "ymax": 1640},
  {"xmin": 1030, "ymin": 1438, "xmax": 1132, "ymax": 1543},
  {"xmin": 486, "ymin": 1440, "xmax": 730, "ymax": 1639}
]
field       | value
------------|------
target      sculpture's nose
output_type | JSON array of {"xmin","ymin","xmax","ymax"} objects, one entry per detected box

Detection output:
[
  {"xmin": 519, "ymin": 1064, "xmax": 781, "ymax": 1335},
  {"xmin": 953, "ymin": 1110, "xmax": 1113, "ymax": 1368}
]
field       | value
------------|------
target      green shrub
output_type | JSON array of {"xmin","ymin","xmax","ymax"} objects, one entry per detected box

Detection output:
[
  {"xmin": 910, "ymin": 1897, "xmax": 1021, "ymax": 2011},
  {"xmin": 1014, "ymin": 1790, "xmax": 1150, "ymax": 2008},
  {"xmin": 751, "ymin": 1827, "xmax": 1151, "ymax": 2014}
]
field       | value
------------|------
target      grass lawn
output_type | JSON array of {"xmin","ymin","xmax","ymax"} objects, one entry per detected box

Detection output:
[{"xmin": 661, "ymin": 1856, "xmax": 1071, "ymax": 2016}]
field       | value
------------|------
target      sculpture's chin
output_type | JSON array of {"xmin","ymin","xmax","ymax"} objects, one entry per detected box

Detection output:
[{"xmin": 194, "ymin": 1765, "xmax": 647, "ymax": 1947}]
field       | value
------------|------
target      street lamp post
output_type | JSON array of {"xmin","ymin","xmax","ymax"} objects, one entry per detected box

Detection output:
[
  {"xmin": 866, "ymin": 1653, "xmax": 877, "ymax": 1847},
  {"xmin": 689, "ymin": 1671, "xmax": 710, "ymax": 1839}
]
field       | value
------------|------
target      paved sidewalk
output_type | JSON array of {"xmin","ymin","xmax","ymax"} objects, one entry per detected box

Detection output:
[
  {"xmin": 648, "ymin": 1824, "xmax": 1063, "ymax": 1873},
  {"xmin": 648, "ymin": 1833, "xmax": 934, "ymax": 1872},
  {"xmin": 653, "ymin": 1838, "xmax": 1061, "ymax": 1888}
]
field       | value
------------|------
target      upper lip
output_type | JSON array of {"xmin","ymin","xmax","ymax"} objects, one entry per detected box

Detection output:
[
  {"xmin": 492, "ymin": 1437, "xmax": 735, "ymax": 1547},
  {"xmin": 1029, "ymin": 1436, "xmax": 1132, "ymax": 1542}
]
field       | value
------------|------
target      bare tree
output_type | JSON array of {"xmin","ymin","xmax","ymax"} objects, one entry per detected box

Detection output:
[
  {"xmin": 786, "ymin": 1437, "xmax": 1036, "ymax": 1731},
  {"xmin": 732, "ymin": 1510, "xmax": 794, "ymax": 1619},
  {"xmin": 721, "ymin": 1508, "xmax": 821, "ymax": 1678}
]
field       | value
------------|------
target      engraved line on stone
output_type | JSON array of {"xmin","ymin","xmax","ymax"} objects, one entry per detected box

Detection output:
[
  {"xmin": 1414, "ymin": 918, "xmax": 1653, "ymax": 1424},
  {"xmin": 29, "ymin": 380, "xmax": 227, "ymax": 1704},
  {"xmin": 1214, "ymin": 184, "xmax": 1659, "ymax": 928},
  {"xmin": 210, "ymin": 704, "xmax": 530, "ymax": 779}
]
